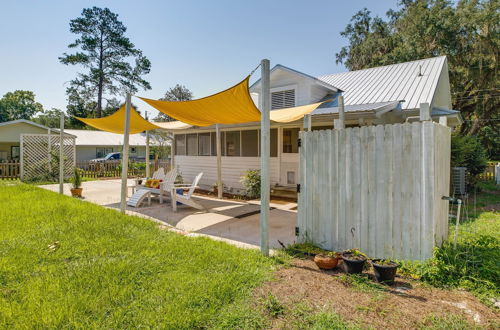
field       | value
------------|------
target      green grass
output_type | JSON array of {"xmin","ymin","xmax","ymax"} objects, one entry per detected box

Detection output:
[{"xmin": 0, "ymin": 182, "xmax": 279, "ymax": 328}]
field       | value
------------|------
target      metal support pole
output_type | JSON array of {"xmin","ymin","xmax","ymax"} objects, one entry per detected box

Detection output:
[
  {"xmin": 145, "ymin": 112, "xmax": 150, "ymax": 178},
  {"xmin": 59, "ymin": 113, "xmax": 64, "ymax": 194},
  {"xmin": 453, "ymin": 199, "xmax": 462, "ymax": 249},
  {"xmin": 120, "ymin": 93, "xmax": 132, "ymax": 213},
  {"xmin": 260, "ymin": 59, "xmax": 271, "ymax": 256},
  {"xmin": 216, "ymin": 124, "xmax": 223, "ymax": 199},
  {"xmin": 47, "ymin": 128, "xmax": 52, "ymax": 174}
]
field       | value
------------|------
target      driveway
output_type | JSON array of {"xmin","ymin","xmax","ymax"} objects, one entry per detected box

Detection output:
[{"xmin": 41, "ymin": 179, "xmax": 297, "ymax": 249}]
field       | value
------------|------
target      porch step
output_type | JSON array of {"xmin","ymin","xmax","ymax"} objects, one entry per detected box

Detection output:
[{"xmin": 270, "ymin": 185, "xmax": 297, "ymax": 201}]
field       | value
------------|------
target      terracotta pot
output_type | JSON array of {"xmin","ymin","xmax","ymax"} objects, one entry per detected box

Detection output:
[
  {"xmin": 314, "ymin": 254, "xmax": 340, "ymax": 270},
  {"xmin": 70, "ymin": 188, "xmax": 83, "ymax": 197}
]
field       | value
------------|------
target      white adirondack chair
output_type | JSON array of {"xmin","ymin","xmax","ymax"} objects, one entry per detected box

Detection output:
[
  {"xmin": 128, "ymin": 168, "xmax": 177, "ymax": 207},
  {"xmin": 129, "ymin": 168, "xmax": 165, "ymax": 195},
  {"xmin": 171, "ymin": 172, "xmax": 204, "ymax": 212}
]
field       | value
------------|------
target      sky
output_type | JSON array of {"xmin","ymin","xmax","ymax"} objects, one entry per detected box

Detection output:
[{"xmin": 0, "ymin": 0, "xmax": 399, "ymax": 117}]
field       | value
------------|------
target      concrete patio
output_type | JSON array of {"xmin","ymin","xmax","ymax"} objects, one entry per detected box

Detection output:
[{"xmin": 41, "ymin": 179, "xmax": 297, "ymax": 249}]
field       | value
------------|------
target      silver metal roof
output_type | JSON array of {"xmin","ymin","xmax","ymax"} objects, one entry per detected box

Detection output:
[
  {"xmin": 64, "ymin": 129, "xmax": 148, "ymax": 146},
  {"xmin": 313, "ymin": 101, "xmax": 400, "ymax": 115},
  {"xmin": 318, "ymin": 56, "xmax": 447, "ymax": 110}
]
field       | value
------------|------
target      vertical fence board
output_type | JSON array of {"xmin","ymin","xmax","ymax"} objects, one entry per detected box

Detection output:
[{"xmin": 392, "ymin": 124, "xmax": 403, "ymax": 259}]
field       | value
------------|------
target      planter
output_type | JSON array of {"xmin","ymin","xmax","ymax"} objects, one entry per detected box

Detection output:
[
  {"xmin": 371, "ymin": 260, "xmax": 399, "ymax": 285},
  {"xmin": 341, "ymin": 253, "xmax": 366, "ymax": 274},
  {"xmin": 70, "ymin": 188, "xmax": 83, "ymax": 198},
  {"xmin": 314, "ymin": 254, "xmax": 340, "ymax": 270}
]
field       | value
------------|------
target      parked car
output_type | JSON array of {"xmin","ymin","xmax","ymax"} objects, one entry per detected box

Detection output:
[{"xmin": 90, "ymin": 152, "xmax": 121, "ymax": 163}]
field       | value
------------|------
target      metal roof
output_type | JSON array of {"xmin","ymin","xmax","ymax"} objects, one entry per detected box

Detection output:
[
  {"xmin": 64, "ymin": 129, "xmax": 148, "ymax": 146},
  {"xmin": 318, "ymin": 56, "xmax": 447, "ymax": 110},
  {"xmin": 313, "ymin": 101, "xmax": 401, "ymax": 115}
]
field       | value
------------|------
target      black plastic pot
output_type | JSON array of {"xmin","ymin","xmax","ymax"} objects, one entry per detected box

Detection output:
[
  {"xmin": 371, "ymin": 260, "xmax": 398, "ymax": 285},
  {"xmin": 341, "ymin": 254, "xmax": 366, "ymax": 274}
]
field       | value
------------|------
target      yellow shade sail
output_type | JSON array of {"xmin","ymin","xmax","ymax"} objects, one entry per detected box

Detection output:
[
  {"xmin": 269, "ymin": 101, "xmax": 325, "ymax": 123},
  {"xmin": 76, "ymin": 104, "xmax": 160, "ymax": 134},
  {"xmin": 139, "ymin": 76, "xmax": 325, "ymax": 126},
  {"xmin": 139, "ymin": 76, "xmax": 261, "ymax": 126}
]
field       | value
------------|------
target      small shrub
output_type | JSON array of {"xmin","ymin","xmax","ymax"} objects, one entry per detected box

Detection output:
[
  {"xmin": 451, "ymin": 134, "xmax": 488, "ymax": 179},
  {"xmin": 240, "ymin": 169, "xmax": 261, "ymax": 199},
  {"xmin": 72, "ymin": 168, "xmax": 81, "ymax": 189},
  {"xmin": 263, "ymin": 293, "xmax": 285, "ymax": 317}
]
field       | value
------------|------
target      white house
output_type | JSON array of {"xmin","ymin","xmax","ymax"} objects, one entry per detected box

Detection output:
[
  {"xmin": 169, "ymin": 56, "xmax": 462, "ymax": 193},
  {"xmin": 0, "ymin": 119, "xmax": 149, "ymax": 161}
]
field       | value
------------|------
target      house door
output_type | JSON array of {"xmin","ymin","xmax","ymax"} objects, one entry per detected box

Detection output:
[{"xmin": 280, "ymin": 127, "xmax": 300, "ymax": 186}]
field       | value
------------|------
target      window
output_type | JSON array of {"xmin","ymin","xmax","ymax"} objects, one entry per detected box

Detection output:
[
  {"xmin": 186, "ymin": 134, "xmax": 198, "ymax": 156},
  {"xmin": 11, "ymin": 146, "xmax": 20, "ymax": 159},
  {"xmin": 271, "ymin": 89, "xmax": 295, "ymax": 110},
  {"xmin": 225, "ymin": 131, "xmax": 240, "ymax": 156},
  {"xmin": 283, "ymin": 128, "xmax": 299, "ymax": 153},
  {"xmin": 241, "ymin": 130, "xmax": 258, "ymax": 157},
  {"xmin": 198, "ymin": 133, "xmax": 211, "ymax": 156},
  {"xmin": 210, "ymin": 132, "xmax": 225, "ymax": 156},
  {"xmin": 96, "ymin": 147, "xmax": 113, "ymax": 158},
  {"xmin": 174, "ymin": 134, "xmax": 186, "ymax": 155},
  {"xmin": 0, "ymin": 151, "xmax": 7, "ymax": 161}
]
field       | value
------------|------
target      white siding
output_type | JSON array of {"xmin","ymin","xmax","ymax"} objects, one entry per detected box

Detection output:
[{"xmin": 175, "ymin": 156, "xmax": 279, "ymax": 192}]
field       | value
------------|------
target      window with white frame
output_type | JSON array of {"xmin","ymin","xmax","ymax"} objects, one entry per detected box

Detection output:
[
  {"xmin": 174, "ymin": 134, "xmax": 186, "ymax": 155},
  {"xmin": 271, "ymin": 89, "xmax": 295, "ymax": 110},
  {"xmin": 96, "ymin": 147, "xmax": 113, "ymax": 158},
  {"xmin": 186, "ymin": 134, "xmax": 198, "ymax": 156},
  {"xmin": 198, "ymin": 133, "xmax": 211, "ymax": 156}
]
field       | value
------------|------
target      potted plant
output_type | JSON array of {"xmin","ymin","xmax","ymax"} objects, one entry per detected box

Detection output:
[
  {"xmin": 314, "ymin": 251, "xmax": 341, "ymax": 270},
  {"xmin": 70, "ymin": 168, "xmax": 83, "ymax": 198},
  {"xmin": 370, "ymin": 259, "xmax": 399, "ymax": 285},
  {"xmin": 341, "ymin": 249, "xmax": 367, "ymax": 274}
]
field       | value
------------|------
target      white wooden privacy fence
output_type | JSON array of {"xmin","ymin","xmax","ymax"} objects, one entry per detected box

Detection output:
[{"xmin": 297, "ymin": 121, "xmax": 451, "ymax": 260}]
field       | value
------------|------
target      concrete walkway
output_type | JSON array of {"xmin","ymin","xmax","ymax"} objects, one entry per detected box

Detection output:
[{"xmin": 41, "ymin": 179, "xmax": 297, "ymax": 249}]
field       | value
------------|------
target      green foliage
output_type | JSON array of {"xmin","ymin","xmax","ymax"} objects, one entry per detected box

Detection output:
[
  {"xmin": 0, "ymin": 183, "xmax": 276, "ymax": 328},
  {"xmin": 155, "ymin": 84, "xmax": 193, "ymax": 122},
  {"xmin": 399, "ymin": 211, "xmax": 500, "ymax": 304},
  {"xmin": 418, "ymin": 314, "xmax": 479, "ymax": 330},
  {"xmin": 337, "ymin": 274, "xmax": 386, "ymax": 294},
  {"xmin": 289, "ymin": 304, "xmax": 356, "ymax": 330},
  {"xmin": 240, "ymin": 169, "xmax": 261, "ymax": 199},
  {"xmin": 31, "ymin": 108, "xmax": 66, "ymax": 128},
  {"xmin": 71, "ymin": 168, "xmax": 81, "ymax": 189},
  {"xmin": 263, "ymin": 293, "xmax": 285, "ymax": 317},
  {"xmin": 451, "ymin": 133, "xmax": 488, "ymax": 176},
  {"xmin": 336, "ymin": 0, "xmax": 500, "ymax": 158},
  {"xmin": 0, "ymin": 90, "xmax": 43, "ymax": 122},
  {"xmin": 60, "ymin": 7, "xmax": 151, "ymax": 118}
]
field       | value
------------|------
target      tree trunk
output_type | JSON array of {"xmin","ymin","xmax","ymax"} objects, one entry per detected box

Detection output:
[{"xmin": 96, "ymin": 34, "xmax": 104, "ymax": 118}]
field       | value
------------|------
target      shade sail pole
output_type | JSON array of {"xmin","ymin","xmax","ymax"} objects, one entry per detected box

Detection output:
[
  {"xmin": 120, "ymin": 93, "xmax": 132, "ymax": 213},
  {"xmin": 59, "ymin": 112, "xmax": 64, "ymax": 194},
  {"xmin": 145, "ymin": 112, "xmax": 150, "ymax": 178},
  {"xmin": 260, "ymin": 59, "xmax": 270, "ymax": 256},
  {"xmin": 216, "ymin": 124, "xmax": 223, "ymax": 199}
]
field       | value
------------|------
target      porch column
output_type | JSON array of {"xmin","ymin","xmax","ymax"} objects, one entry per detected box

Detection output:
[
  {"xmin": 260, "ymin": 58, "xmax": 271, "ymax": 256},
  {"xmin": 216, "ymin": 124, "xmax": 223, "ymax": 199}
]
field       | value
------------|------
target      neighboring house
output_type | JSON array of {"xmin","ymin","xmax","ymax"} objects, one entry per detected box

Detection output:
[
  {"xmin": 171, "ymin": 56, "xmax": 462, "ymax": 193},
  {"xmin": 0, "ymin": 120, "xmax": 149, "ymax": 161},
  {"xmin": 64, "ymin": 129, "xmax": 148, "ymax": 161}
]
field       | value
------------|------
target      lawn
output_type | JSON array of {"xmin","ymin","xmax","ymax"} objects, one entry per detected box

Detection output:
[{"xmin": 0, "ymin": 182, "xmax": 278, "ymax": 328}]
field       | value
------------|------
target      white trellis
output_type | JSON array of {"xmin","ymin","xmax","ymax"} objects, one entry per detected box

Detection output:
[{"xmin": 20, "ymin": 134, "xmax": 76, "ymax": 182}]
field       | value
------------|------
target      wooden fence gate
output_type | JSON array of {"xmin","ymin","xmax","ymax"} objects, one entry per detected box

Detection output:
[{"xmin": 297, "ymin": 121, "xmax": 451, "ymax": 260}]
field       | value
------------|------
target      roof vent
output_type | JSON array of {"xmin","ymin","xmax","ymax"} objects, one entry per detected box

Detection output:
[{"xmin": 417, "ymin": 65, "xmax": 423, "ymax": 77}]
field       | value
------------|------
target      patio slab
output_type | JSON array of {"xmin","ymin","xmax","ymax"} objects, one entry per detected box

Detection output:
[{"xmin": 40, "ymin": 179, "xmax": 297, "ymax": 249}]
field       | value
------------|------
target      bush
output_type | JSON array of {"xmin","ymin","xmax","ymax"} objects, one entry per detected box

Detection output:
[
  {"xmin": 240, "ymin": 169, "xmax": 261, "ymax": 199},
  {"xmin": 451, "ymin": 134, "xmax": 488, "ymax": 177}
]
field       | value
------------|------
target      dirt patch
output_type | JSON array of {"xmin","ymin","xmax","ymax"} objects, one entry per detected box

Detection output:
[{"xmin": 254, "ymin": 258, "xmax": 499, "ymax": 329}]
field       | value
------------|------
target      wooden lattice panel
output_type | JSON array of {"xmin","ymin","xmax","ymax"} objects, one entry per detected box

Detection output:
[{"xmin": 20, "ymin": 134, "xmax": 75, "ymax": 182}]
